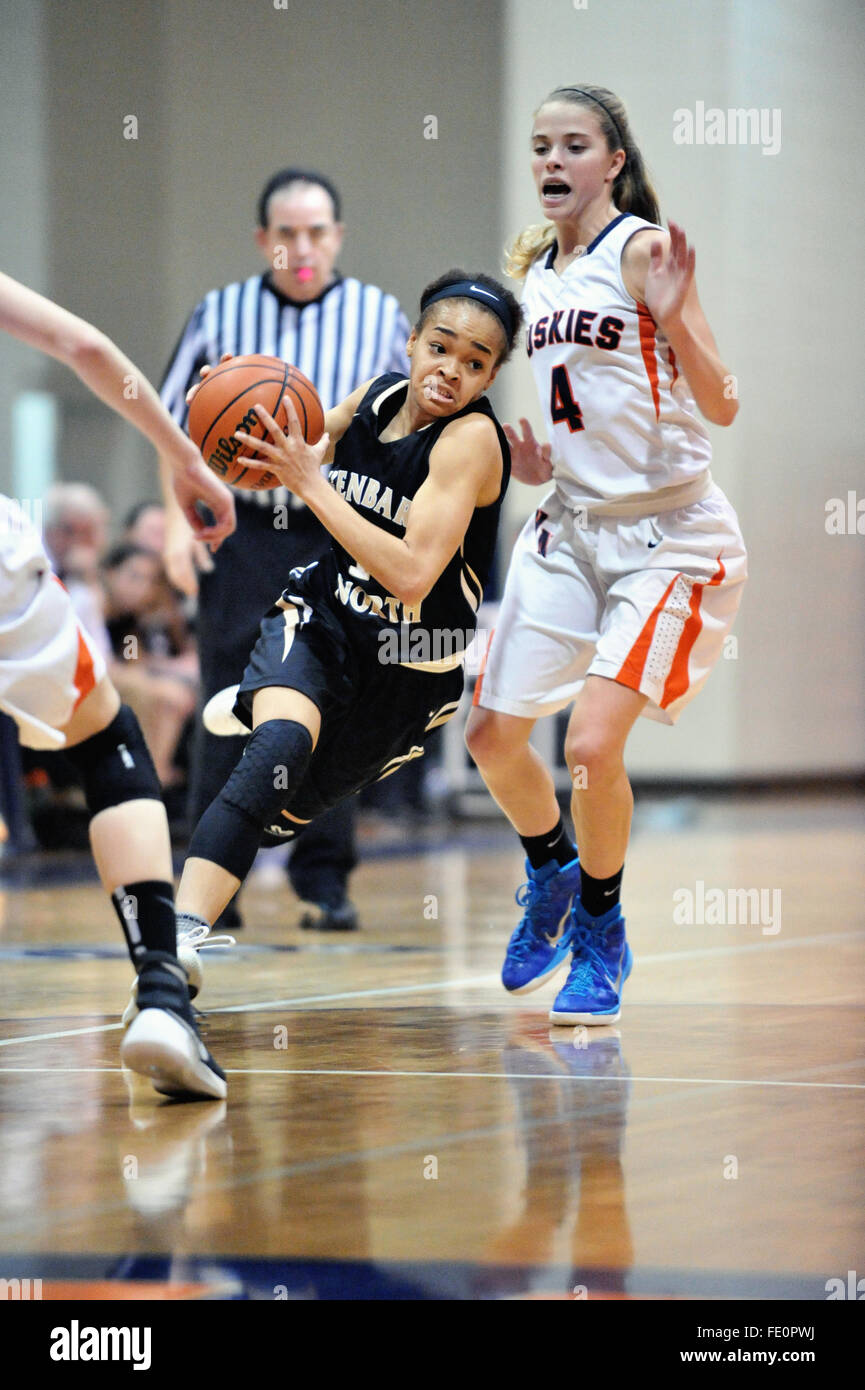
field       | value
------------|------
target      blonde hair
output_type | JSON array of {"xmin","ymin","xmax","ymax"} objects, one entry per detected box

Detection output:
[
  {"xmin": 505, "ymin": 223, "xmax": 558, "ymax": 281},
  {"xmin": 506, "ymin": 85, "xmax": 661, "ymax": 281}
]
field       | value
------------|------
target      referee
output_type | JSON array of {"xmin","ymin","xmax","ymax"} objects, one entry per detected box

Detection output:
[{"xmin": 157, "ymin": 168, "xmax": 410, "ymax": 931}]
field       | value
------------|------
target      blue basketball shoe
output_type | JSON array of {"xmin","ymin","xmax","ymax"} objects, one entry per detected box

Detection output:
[
  {"xmin": 501, "ymin": 857, "xmax": 581, "ymax": 994},
  {"xmin": 549, "ymin": 899, "xmax": 633, "ymax": 1025}
]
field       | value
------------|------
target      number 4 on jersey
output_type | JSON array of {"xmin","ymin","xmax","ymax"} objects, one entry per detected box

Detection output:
[{"xmin": 550, "ymin": 365, "xmax": 584, "ymax": 433}]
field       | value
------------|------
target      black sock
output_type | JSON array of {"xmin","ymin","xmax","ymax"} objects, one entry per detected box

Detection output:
[
  {"xmin": 111, "ymin": 880, "xmax": 177, "ymax": 967},
  {"xmin": 519, "ymin": 818, "xmax": 577, "ymax": 871},
  {"xmin": 579, "ymin": 865, "xmax": 624, "ymax": 918}
]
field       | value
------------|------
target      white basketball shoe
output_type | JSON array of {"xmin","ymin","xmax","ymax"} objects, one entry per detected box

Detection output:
[{"xmin": 121, "ymin": 915, "xmax": 235, "ymax": 1028}]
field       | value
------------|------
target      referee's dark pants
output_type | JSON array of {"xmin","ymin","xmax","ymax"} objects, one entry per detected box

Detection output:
[{"xmin": 188, "ymin": 499, "xmax": 358, "ymax": 922}]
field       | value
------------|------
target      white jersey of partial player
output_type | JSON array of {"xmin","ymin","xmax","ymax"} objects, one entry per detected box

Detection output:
[
  {"xmin": 523, "ymin": 212, "xmax": 712, "ymax": 514},
  {"xmin": 0, "ymin": 496, "xmax": 104, "ymax": 747}
]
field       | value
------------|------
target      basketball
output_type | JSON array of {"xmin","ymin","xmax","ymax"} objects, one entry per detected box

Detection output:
[{"xmin": 187, "ymin": 353, "xmax": 324, "ymax": 490}]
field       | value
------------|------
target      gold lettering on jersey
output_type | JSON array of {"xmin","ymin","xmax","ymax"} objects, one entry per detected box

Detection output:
[
  {"xmin": 334, "ymin": 571, "xmax": 420, "ymax": 624},
  {"xmin": 392, "ymin": 496, "xmax": 411, "ymax": 527},
  {"xmin": 345, "ymin": 473, "xmax": 367, "ymax": 504},
  {"xmin": 328, "ymin": 470, "xmax": 412, "ymax": 529},
  {"xmin": 361, "ymin": 479, "xmax": 380, "ymax": 508}
]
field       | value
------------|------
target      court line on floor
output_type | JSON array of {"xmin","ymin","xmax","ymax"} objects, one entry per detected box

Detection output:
[
  {"xmin": 209, "ymin": 975, "xmax": 501, "ymax": 1013},
  {"xmin": 0, "ymin": 976, "xmax": 498, "ymax": 1047},
  {"xmin": 231, "ymin": 1068, "xmax": 865, "ymax": 1091},
  {"xmin": 201, "ymin": 929, "xmax": 865, "ymax": 1014},
  {"xmin": 0, "ymin": 1022, "xmax": 122, "ymax": 1047},
  {"xmin": 0, "ymin": 1065, "xmax": 862, "ymax": 1090},
  {"xmin": 2, "ymin": 928, "xmax": 862, "ymax": 1049},
  {"xmin": 632, "ymin": 929, "xmax": 865, "ymax": 964}
]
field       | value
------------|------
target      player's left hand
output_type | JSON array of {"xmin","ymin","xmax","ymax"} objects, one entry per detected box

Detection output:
[
  {"xmin": 644, "ymin": 220, "xmax": 695, "ymax": 333},
  {"xmin": 185, "ymin": 352, "xmax": 235, "ymax": 406},
  {"xmin": 234, "ymin": 396, "xmax": 330, "ymax": 500},
  {"xmin": 170, "ymin": 449, "xmax": 237, "ymax": 549},
  {"xmin": 502, "ymin": 418, "xmax": 553, "ymax": 485}
]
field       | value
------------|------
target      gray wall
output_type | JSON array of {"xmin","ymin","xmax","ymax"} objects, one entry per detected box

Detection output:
[{"xmin": 2, "ymin": 0, "xmax": 503, "ymax": 513}]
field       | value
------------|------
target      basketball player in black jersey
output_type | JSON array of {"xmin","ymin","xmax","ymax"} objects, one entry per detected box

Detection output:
[{"xmin": 148, "ymin": 272, "xmax": 524, "ymax": 955}]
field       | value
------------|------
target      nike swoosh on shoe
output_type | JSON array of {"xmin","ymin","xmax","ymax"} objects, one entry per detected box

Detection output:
[
  {"xmin": 543, "ymin": 921, "xmax": 568, "ymax": 945},
  {"xmin": 609, "ymin": 950, "xmax": 626, "ymax": 991}
]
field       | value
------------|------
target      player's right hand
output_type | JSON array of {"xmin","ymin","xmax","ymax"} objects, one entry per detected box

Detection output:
[
  {"xmin": 163, "ymin": 507, "xmax": 215, "ymax": 598},
  {"xmin": 185, "ymin": 352, "xmax": 235, "ymax": 405},
  {"xmin": 502, "ymin": 418, "xmax": 554, "ymax": 485}
]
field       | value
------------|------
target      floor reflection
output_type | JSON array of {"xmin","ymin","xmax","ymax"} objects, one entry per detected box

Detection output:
[{"xmin": 478, "ymin": 1016, "xmax": 633, "ymax": 1297}]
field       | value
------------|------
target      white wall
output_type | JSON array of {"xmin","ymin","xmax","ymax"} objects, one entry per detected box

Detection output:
[{"xmin": 501, "ymin": 0, "xmax": 865, "ymax": 775}]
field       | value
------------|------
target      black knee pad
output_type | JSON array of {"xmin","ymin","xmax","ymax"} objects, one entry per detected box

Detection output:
[
  {"xmin": 65, "ymin": 705, "xmax": 161, "ymax": 816},
  {"xmin": 221, "ymin": 720, "xmax": 313, "ymax": 823},
  {"xmin": 188, "ymin": 720, "xmax": 313, "ymax": 881}
]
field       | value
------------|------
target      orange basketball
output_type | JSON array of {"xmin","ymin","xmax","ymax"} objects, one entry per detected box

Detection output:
[{"xmin": 187, "ymin": 353, "xmax": 325, "ymax": 490}]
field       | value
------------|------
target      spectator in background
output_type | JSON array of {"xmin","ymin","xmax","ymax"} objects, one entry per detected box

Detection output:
[
  {"xmin": 124, "ymin": 499, "xmax": 167, "ymax": 555},
  {"xmin": 101, "ymin": 544, "xmax": 197, "ymax": 788},
  {"xmin": 43, "ymin": 481, "xmax": 110, "ymax": 578},
  {"xmin": 123, "ymin": 501, "xmax": 197, "ymax": 678},
  {"xmin": 42, "ymin": 482, "xmax": 112, "ymax": 661}
]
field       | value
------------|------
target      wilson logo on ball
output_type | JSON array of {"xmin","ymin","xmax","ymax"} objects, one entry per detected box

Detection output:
[{"xmin": 187, "ymin": 353, "xmax": 324, "ymax": 491}]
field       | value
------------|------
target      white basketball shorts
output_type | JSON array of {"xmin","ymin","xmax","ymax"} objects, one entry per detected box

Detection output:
[
  {"xmin": 0, "ymin": 496, "xmax": 105, "ymax": 747},
  {"xmin": 475, "ymin": 484, "xmax": 747, "ymax": 725}
]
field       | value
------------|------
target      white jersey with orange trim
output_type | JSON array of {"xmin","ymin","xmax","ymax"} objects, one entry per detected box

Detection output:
[
  {"xmin": 524, "ymin": 212, "xmax": 712, "ymax": 517},
  {"xmin": 0, "ymin": 495, "xmax": 104, "ymax": 747}
]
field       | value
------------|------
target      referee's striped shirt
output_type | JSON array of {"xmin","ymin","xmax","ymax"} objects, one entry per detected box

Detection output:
[{"xmin": 160, "ymin": 272, "xmax": 411, "ymax": 510}]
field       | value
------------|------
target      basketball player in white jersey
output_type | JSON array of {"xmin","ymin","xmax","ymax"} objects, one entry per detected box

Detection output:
[
  {"xmin": 0, "ymin": 271, "xmax": 233, "ymax": 1097},
  {"xmin": 466, "ymin": 85, "xmax": 747, "ymax": 1025}
]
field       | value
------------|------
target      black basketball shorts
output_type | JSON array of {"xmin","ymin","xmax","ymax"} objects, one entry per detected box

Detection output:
[{"xmin": 234, "ymin": 592, "xmax": 463, "ymax": 838}]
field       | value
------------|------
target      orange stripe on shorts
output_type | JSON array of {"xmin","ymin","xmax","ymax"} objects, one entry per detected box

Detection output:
[
  {"xmin": 471, "ymin": 627, "xmax": 496, "ymax": 707},
  {"xmin": 659, "ymin": 554, "xmax": 726, "ymax": 709},
  {"xmin": 615, "ymin": 574, "xmax": 680, "ymax": 692}
]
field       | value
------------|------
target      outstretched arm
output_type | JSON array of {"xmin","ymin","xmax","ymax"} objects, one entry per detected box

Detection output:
[
  {"xmin": 0, "ymin": 271, "xmax": 236, "ymax": 544},
  {"xmin": 622, "ymin": 222, "xmax": 738, "ymax": 427}
]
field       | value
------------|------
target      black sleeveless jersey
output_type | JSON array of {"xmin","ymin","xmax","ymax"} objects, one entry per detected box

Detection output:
[{"xmin": 289, "ymin": 373, "xmax": 510, "ymax": 658}]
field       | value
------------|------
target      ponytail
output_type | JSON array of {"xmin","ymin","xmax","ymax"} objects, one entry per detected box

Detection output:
[
  {"xmin": 504, "ymin": 222, "xmax": 557, "ymax": 281},
  {"xmin": 612, "ymin": 138, "xmax": 661, "ymax": 225}
]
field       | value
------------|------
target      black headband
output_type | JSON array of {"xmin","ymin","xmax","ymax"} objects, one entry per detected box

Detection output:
[
  {"xmin": 558, "ymin": 87, "xmax": 627, "ymax": 151},
  {"xmin": 423, "ymin": 281, "xmax": 514, "ymax": 340}
]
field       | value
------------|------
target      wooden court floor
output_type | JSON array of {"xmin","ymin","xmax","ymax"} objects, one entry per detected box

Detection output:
[{"xmin": 0, "ymin": 792, "xmax": 863, "ymax": 1301}]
